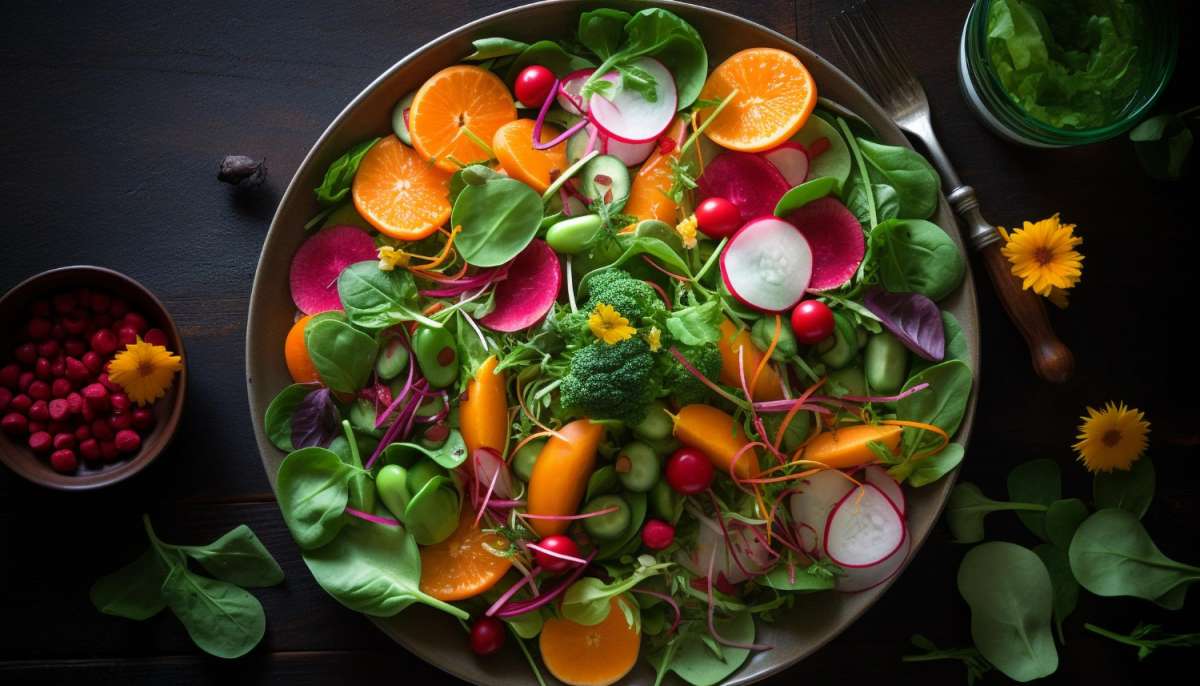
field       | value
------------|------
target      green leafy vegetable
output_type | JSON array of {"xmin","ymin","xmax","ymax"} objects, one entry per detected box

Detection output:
[
  {"xmin": 465, "ymin": 37, "xmax": 530, "ymax": 61},
  {"xmin": 1085, "ymin": 622, "xmax": 1200, "ymax": 661},
  {"xmin": 578, "ymin": 8, "xmax": 632, "ymax": 60},
  {"xmin": 871, "ymin": 219, "xmax": 966, "ymax": 301},
  {"xmin": 910, "ymin": 311, "xmax": 967, "ymax": 375},
  {"xmin": 275, "ymin": 446, "xmax": 356, "ymax": 550},
  {"xmin": 774, "ymin": 176, "xmax": 840, "ymax": 217},
  {"xmin": 264, "ymin": 383, "xmax": 319, "ymax": 452},
  {"xmin": 314, "ymin": 138, "xmax": 379, "ymax": 206},
  {"xmin": 505, "ymin": 40, "xmax": 594, "ymax": 82},
  {"xmin": 945, "ymin": 482, "xmax": 1048, "ymax": 543},
  {"xmin": 1044, "ymin": 498, "xmax": 1089, "ymax": 550},
  {"xmin": 337, "ymin": 262, "xmax": 429, "ymax": 330},
  {"xmin": 652, "ymin": 613, "xmax": 755, "ymax": 686},
  {"xmin": 855, "ymin": 139, "xmax": 940, "ymax": 219},
  {"xmin": 305, "ymin": 318, "xmax": 378, "ymax": 394},
  {"xmin": 452, "ymin": 177, "xmax": 544, "ymax": 268},
  {"xmin": 1093, "ymin": 456, "xmax": 1154, "ymax": 519},
  {"xmin": 1006, "ymin": 458, "xmax": 1061, "ymax": 541},
  {"xmin": 173, "ymin": 524, "xmax": 286, "ymax": 588},
  {"xmin": 896, "ymin": 359, "xmax": 973, "ymax": 455},
  {"xmin": 759, "ymin": 564, "xmax": 838, "ymax": 592},
  {"xmin": 90, "ymin": 549, "xmax": 171, "ymax": 620},
  {"xmin": 160, "ymin": 565, "xmax": 266, "ymax": 659},
  {"xmin": 902, "ymin": 634, "xmax": 993, "ymax": 685},
  {"xmin": 665, "ymin": 300, "xmax": 722, "ymax": 346},
  {"xmin": 382, "ymin": 429, "xmax": 469, "ymax": 470},
  {"xmin": 1068, "ymin": 508, "xmax": 1200, "ymax": 606},
  {"xmin": 903, "ymin": 442, "xmax": 966, "ymax": 487},
  {"xmin": 579, "ymin": 8, "xmax": 708, "ymax": 110},
  {"xmin": 1033, "ymin": 543, "xmax": 1079, "ymax": 643}
]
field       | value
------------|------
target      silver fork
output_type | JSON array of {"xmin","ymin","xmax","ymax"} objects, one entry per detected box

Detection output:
[{"xmin": 831, "ymin": 2, "xmax": 1074, "ymax": 383}]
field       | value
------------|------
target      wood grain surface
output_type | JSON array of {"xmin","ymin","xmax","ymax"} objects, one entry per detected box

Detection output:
[{"xmin": 1, "ymin": 1, "xmax": 1197, "ymax": 684}]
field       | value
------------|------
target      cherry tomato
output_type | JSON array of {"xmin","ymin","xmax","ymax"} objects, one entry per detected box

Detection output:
[
  {"xmin": 533, "ymin": 534, "xmax": 580, "ymax": 574},
  {"xmin": 694, "ymin": 197, "xmax": 741, "ymax": 239},
  {"xmin": 665, "ymin": 447, "xmax": 714, "ymax": 495},
  {"xmin": 469, "ymin": 616, "xmax": 506, "ymax": 656},
  {"xmin": 514, "ymin": 65, "xmax": 556, "ymax": 108},
  {"xmin": 790, "ymin": 300, "xmax": 835, "ymax": 345},
  {"xmin": 641, "ymin": 519, "xmax": 675, "ymax": 550}
]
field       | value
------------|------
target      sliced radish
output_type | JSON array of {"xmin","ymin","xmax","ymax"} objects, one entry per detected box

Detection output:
[
  {"xmin": 697, "ymin": 152, "xmax": 791, "ymax": 224},
  {"xmin": 557, "ymin": 68, "xmax": 595, "ymax": 115},
  {"xmin": 479, "ymin": 239, "xmax": 561, "ymax": 332},
  {"xmin": 676, "ymin": 513, "xmax": 773, "ymax": 584},
  {"xmin": 788, "ymin": 470, "xmax": 855, "ymax": 553},
  {"xmin": 720, "ymin": 216, "xmax": 813, "ymax": 312},
  {"xmin": 824, "ymin": 484, "xmax": 905, "ymax": 568},
  {"xmin": 760, "ymin": 142, "xmax": 810, "ymax": 186},
  {"xmin": 836, "ymin": 526, "xmax": 910, "ymax": 593},
  {"xmin": 864, "ymin": 464, "xmax": 906, "ymax": 517},
  {"xmin": 786, "ymin": 197, "xmax": 865, "ymax": 292},
  {"xmin": 587, "ymin": 57, "xmax": 677, "ymax": 144}
]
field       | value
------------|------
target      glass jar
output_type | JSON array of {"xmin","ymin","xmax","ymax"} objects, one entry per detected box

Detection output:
[{"xmin": 958, "ymin": 0, "xmax": 1178, "ymax": 148}]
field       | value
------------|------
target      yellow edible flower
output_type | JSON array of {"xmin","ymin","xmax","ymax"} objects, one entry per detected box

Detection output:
[
  {"xmin": 106, "ymin": 338, "xmax": 184, "ymax": 406},
  {"xmin": 588, "ymin": 303, "xmax": 636, "ymax": 345},
  {"xmin": 377, "ymin": 245, "xmax": 410, "ymax": 271},
  {"xmin": 1073, "ymin": 402, "xmax": 1150, "ymax": 473},
  {"xmin": 997, "ymin": 214, "xmax": 1083, "ymax": 298},
  {"xmin": 675, "ymin": 214, "xmax": 698, "ymax": 249},
  {"xmin": 646, "ymin": 326, "xmax": 662, "ymax": 352}
]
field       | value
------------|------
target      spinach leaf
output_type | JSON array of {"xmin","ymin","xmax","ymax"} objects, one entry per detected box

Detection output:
[
  {"xmin": 465, "ymin": 37, "xmax": 529, "ymax": 61},
  {"xmin": 910, "ymin": 311, "xmax": 967, "ymax": 375},
  {"xmin": 452, "ymin": 177, "xmax": 543, "ymax": 268},
  {"xmin": 1045, "ymin": 499, "xmax": 1089, "ymax": 551},
  {"xmin": 665, "ymin": 299, "xmax": 722, "ymax": 346},
  {"xmin": 585, "ymin": 234, "xmax": 692, "ymax": 284},
  {"xmin": 896, "ymin": 359, "xmax": 973, "ymax": 454},
  {"xmin": 561, "ymin": 561, "xmax": 664, "ymax": 626},
  {"xmin": 276, "ymin": 447, "xmax": 356, "ymax": 550},
  {"xmin": 958, "ymin": 542, "xmax": 1058, "ymax": 682},
  {"xmin": 871, "ymin": 219, "xmax": 965, "ymax": 301},
  {"xmin": 1093, "ymin": 456, "xmax": 1155, "ymax": 519},
  {"xmin": 577, "ymin": 8, "xmax": 631, "ymax": 60},
  {"xmin": 1033, "ymin": 543, "xmax": 1080, "ymax": 644},
  {"xmin": 903, "ymin": 442, "xmax": 965, "ymax": 487},
  {"xmin": 580, "ymin": 8, "xmax": 708, "ymax": 110},
  {"xmin": 302, "ymin": 515, "xmax": 468, "ymax": 619},
  {"xmin": 774, "ymin": 176, "xmax": 839, "ymax": 217},
  {"xmin": 505, "ymin": 40, "xmax": 594, "ymax": 82},
  {"xmin": 864, "ymin": 288, "xmax": 945, "ymax": 361},
  {"xmin": 1068, "ymin": 508, "xmax": 1200, "ymax": 605},
  {"xmin": 305, "ymin": 318, "xmax": 377, "ymax": 394},
  {"xmin": 291, "ymin": 387, "xmax": 339, "ymax": 449},
  {"xmin": 843, "ymin": 177, "xmax": 899, "ymax": 227},
  {"xmin": 264, "ymin": 383, "xmax": 319, "ymax": 452},
  {"xmin": 314, "ymin": 138, "xmax": 379, "ymax": 207},
  {"xmin": 856, "ymin": 138, "xmax": 940, "ymax": 219},
  {"xmin": 337, "ymin": 261, "xmax": 426, "ymax": 330},
  {"xmin": 759, "ymin": 564, "xmax": 837, "ymax": 592},
  {"xmin": 382, "ymin": 429, "xmax": 469, "ymax": 469},
  {"xmin": 945, "ymin": 482, "xmax": 1048, "ymax": 543},
  {"xmin": 160, "ymin": 565, "xmax": 266, "ymax": 659},
  {"xmin": 654, "ymin": 613, "xmax": 755, "ymax": 686},
  {"xmin": 90, "ymin": 549, "xmax": 170, "ymax": 620},
  {"xmin": 1006, "ymin": 458, "xmax": 1061, "ymax": 541},
  {"xmin": 172, "ymin": 525, "xmax": 285, "ymax": 589},
  {"xmin": 1130, "ymin": 113, "xmax": 1194, "ymax": 180}
]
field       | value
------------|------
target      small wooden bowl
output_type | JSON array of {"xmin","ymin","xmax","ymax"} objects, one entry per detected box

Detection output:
[{"xmin": 0, "ymin": 266, "xmax": 186, "ymax": 490}]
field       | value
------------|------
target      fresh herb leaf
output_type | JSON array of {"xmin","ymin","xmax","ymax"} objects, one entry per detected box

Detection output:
[
  {"xmin": 290, "ymin": 387, "xmax": 339, "ymax": 449},
  {"xmin": 1006, "ymin": 458, "xmax": 1061, "ymax": 541},
  {"xmin": 1085, "ymin": 622, "xmax": 1200, "ymax": 661},
  {"xmin": 314, "ymin": 138, "xmax": 379, "ymax": 206},
  {"xmin": 1068, "ymin": 508, "xmax": 1200, "ymax": 606},
  {"xmin": 902, "ymin": 634, "xmax": 993, "ymax": 685},
  {"xmin": 945, "ymin": 482, "xmax": 1048, "ymax": 543},
  {"xmin": 1093, "ymin": 455, "xmax": 1155, "ymax": 519}
]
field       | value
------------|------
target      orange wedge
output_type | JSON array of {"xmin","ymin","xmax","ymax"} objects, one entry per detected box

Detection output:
[
  {"xmin": 698, "ymin": 47, "xmax": 817, "ymax": 152},
  {"xmin": 494, "ymin": 119, "xmax": 568, "ymax": 193},
  {"xmin": 418, "ymin": 509, "xmax": 511, "ymax": 601},
  {"xmin": 540, "ymin": 596, "xmax": 641, "ymax": 686},
  {"xmin": 351, "ymin": 135, "xmax": 451, "ymax": 241},
  {"xmin": 409, "ymin": 65, "xmax": 517, "ymax": 173},
  {"xmin": 622, "ymin": 118, "xmax": 687, "ymax": 228}
]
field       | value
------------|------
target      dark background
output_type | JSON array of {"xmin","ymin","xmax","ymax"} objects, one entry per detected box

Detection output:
[{"xmin": 1, "ymin": 0, "xmax": 1196, "ymax": 684}]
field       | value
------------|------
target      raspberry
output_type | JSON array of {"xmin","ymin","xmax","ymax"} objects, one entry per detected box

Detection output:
[
  {"xmin": 51, "ymin": 378, "xmax": 72, "ymax": 398},
  {"xmin": 79, "ymin": 438, "xmax": 101, "ymax": 461},
  {"xmin": 28, "ymin": 381, "xmax": 50, "ymax": 401},
  {"xmin": 34, "ymin": 357, "xmax": 51, "ymax": 379},
  {"xmin": 14, "ymin": 343, "xmax": 37, "ymax": 365},
  {"xmin": 49, "ymin": 358, "xmax": 65, "ymax": 378},
  {"xmin": 18, "ymin": 372, "xmax": 34, "ymax": 392},
  {"xmin": 90, "ymin": 328, "xmax": 118, "ymax": 356},
  {"xmin": 9, "ymin": 393, "xmax": 32, "ymax": 414},
  {"xmin": 115, "ymin": 429, "xmax": 141, "ymax": 453},
  {"xmin": 28, "ymin": 399, "xmax": 50, "ymax": 421},
  {"xmin": 82, "ymin": 383, "xmax": 109, "ymax": 411},
  {"xmin": 28, "ymin": 431, "xmax": 52, "ymax": 453},
  {"xmin": 52, "ymin": 432, "xmax": 75, "ymax": 451},
  {"xmin": 91, "ymin": 420, "xmax": 114, "ymax": 441},
  {"xmin": 65, "ymin": 357, "xmax": 89, "ymax": 383},
  {"xmin": 48, "ymin": 398, "xmax": 70, "ymax": 422},
  {"xmin": 27, "ymin": 318, "xmax": 52, "ymax": 340},
  {"xmin": 99, "ymin": 373, "xmax": 121, "ymax": 392},
  {"xmin": 52, "ymin": 293, "xmax": 77, "ymax": 314},
  {"xmin": 66, "ymin": 392, "xmax": 83, "ymax": 415},
  {"xmin": 0, "ymin": 363, "xmax": 20, "ymax": 389},
  {"xmin": 62, "ymin": 311, "xmax": 88, "ymax": 336},
  {"xmin": 49, "ymin": 449, "xmax": 78, "ymax": 473},
  {"xmin": 110, "ymin": 392, "xmax": 131, "ymax": 414},
  {"xmin": 1, "ymin": 412, "xmax": 28, "ymax": 437},
  {"xmin": 109, "ymin": 298, "xmax": 128, "ymax": 317},
  {"xmin": 74, "ymin": 424, "xmax": 90, "ymax": 442},
  {"xmin": 110, "ymin": 412, "xmax": 132, "ymax": 431},
  {"xmin": 81, "ymin": 351, "xmax": 103, "ymax": 374}
]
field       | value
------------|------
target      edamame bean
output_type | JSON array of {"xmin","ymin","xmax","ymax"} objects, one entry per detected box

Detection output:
[
  {"xmin": 865, "ymin": 332, "xmax": 908, "ymax": 394},
  {"xmin": 615, "ymin": 442, "xmax": 660, "ymax": 493},
  {"xmin": 375, "ymin": 336, "xmax": 410, "ymax": 380},
  {"xmin": 828, "ymin": 366, "xmax": 867, "ymax": 397},
  {"xmin": 545, "ymin": 214, "xmax": 602, "ymax": 254},
  {"xmin": 412, "ymin": 326, "xmax": 459, "ymax": 389},
  {"xmin": 817, "ymin": 313, "xmax": 858, "ymax": 369},
  {"xmin": 650, "ymin": 480, "xmax": 683, "ymax": 524},
  {"xmin": 349, "ymin": 398, "xmax": 382, "ymax": 438},
  {"xmin": 586, "ymin": 465, "xmax": 620, "ymax": 500},
  {"xmin": 512, "ymin": 438, "xmax": 546, "ymax": 482},
  {"xmin": 407, "ymin": 459, "xmax": 445, "ymax": 496},
  {"xmin": 632, "ymin": 401, "xmax": 673, "ymax": 441},
  {"xmin": 376, "ymin": 464, "xmax": 411, "ymax": 518},
  {"xmin": 582, "ymin": 495, "xmax": 632, "ymax": 541}
]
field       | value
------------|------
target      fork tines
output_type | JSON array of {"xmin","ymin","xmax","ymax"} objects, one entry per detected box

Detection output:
[{"xmin": 830, "ymin": 1, "xmax": 924, "ymax": 110}]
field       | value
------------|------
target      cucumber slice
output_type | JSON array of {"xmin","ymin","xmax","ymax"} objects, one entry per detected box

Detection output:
[
  {"xmin": 390, "ymin": 92, "xmax": 416, "ymax": 145},
  {"xmin": 565, "ymin": 126, "xmax": 591, "ymax": 164},
  {"xmin": 578, "ymin": 154, "xmax": 631, "ymax": 212}
]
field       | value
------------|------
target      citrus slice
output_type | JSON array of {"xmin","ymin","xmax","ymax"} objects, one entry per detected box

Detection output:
[
  {"xmin": 418, "ymin": 509, "xmax": 511, "ymax": 601},
  {"xmin": 622, "ymin": 118, "xmax": 687, "ymax": 228},
  {"xmin": 494, "ymin": 119, "xmax": 568, "ymax": 193},
  {"xmin": 351, "ymin": 136, "xmax": 451, "ymax": 241},
  {"xmin": 409, "ymin": 65, "xmax": 517, "ymax": 173},
  {"xmin": 540, "ymin": 596, "xmax": 641, "ymax": 686},
  {"xmin": 284, "ymin": 314, "xmax": 319, "ymax": 383},
  {"xmin": 698, "ymin": 47, "xmax": 817, "ymax": 152}
]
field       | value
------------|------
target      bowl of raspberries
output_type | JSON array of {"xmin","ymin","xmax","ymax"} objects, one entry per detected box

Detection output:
[{"xmin": 0, "ymin": 266, "xmax": 186, "ymax": 489}]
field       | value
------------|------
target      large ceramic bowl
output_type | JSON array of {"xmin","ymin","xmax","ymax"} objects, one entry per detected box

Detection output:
[{"xmin": 247, "ymin": 1, "xmax": 980, "ymax": 683}]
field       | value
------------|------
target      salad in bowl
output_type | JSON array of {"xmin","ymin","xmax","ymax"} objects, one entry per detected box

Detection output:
[{"xmin": 256, "ymin": 5, "xmax": 974, "ymax": 685}]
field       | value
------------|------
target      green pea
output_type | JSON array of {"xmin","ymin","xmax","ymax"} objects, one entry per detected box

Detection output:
[
  {"xmin": 751, "ymin": 317, "xmax": 798, "ymax": 360},
  {"xmin": 615, "ymin": 442, "xmax": 660, "ymax": 493},
  {"xmin": 376, "ymin": 464, "xmax": 411, "ymax": 518},
  {"xmin": 817, "ymin": 313, "xmax": 858, "ymax": 369},
  {"xmin": 586, "ymin": 465, "xmax": 620, "ymax": 501},
  {"xmin": 761, "ymin": 412, "xmax": 812, "ymax": 453},
  {"xmin": 582, "ymin": 495, "xmax": 632, "ymax": 541},
  {"xmin": 375, "ymin": 336, "xmax": 410, "ymax": 380},
  {"xmin": 407, "ymin": 459, "xmax": 445, "ymax": 495},
  {"xmin": 865, "ymin": 332, "xmax": 908, "ymax": 394},
  {"xmin": 412, "ymin": 326, "xmax": 459, "ymax": 389},
  {"xmin": 512, "ymin": 439, "xmax": 546, "ymax": 482},
  {"xmin": 632, "ymin": 401, "xmax": 673, "ymax": 441},
  {"xmin": 650, "ymin": 480, "xmax": 683, "ymax": 524},
  {"xmin": 545, "ymin": 214, "xmax": 602, "ymax": 254},
  {"xmin": 828, "ymin": 366, "xmax": 867, "ymax": 397}
]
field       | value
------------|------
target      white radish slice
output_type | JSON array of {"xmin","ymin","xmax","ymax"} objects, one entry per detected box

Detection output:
[
  {"xmin": 824, "ymin": 483, "xmax": 905, "ymax": 567},
  {"xmin": 557, "ymin": 68, "xmax": 595, "ymax": 115},
  {"xmin": 761, "ymin": 142, "xmax": 810, "ymax": 186},
  {"xmin": 836, "ymin": 525, "xmax": 910, "ymax": 593},
  {"xmin": 587, "ymin": 57, "xmax": 677, "ymax": 144},
  {"xmin": 788, "ymin": 470, "xmax": 855, "ymax": 553},
  {"xmin": 864, "ymin": 464, "xmax": 906, "ymax": 517},
  {"xmin": 676, "ymin": 512, "xmax": 773, "ymax": 584},
  {"xmin": 579, "ymin": 123, "xmax": 656, "ymax": 167},
  {"xmin": 720, "ymin": 216, "xmax": 813, "ymax": 312}
]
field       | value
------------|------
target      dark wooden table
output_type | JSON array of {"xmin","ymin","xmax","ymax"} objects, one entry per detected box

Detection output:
[{"xmin": 2, "ymin": 1, "xmax": 1197, "ymax": 684}]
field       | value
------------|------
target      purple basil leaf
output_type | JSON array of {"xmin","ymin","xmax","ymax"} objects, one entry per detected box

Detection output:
[
  {"xmin": 291, "ymin": 388, "xmax": 339, "ymax": 448},
  {"xmin": 864, "ymin": 288, "xmax": 945, "ymax": 362}
]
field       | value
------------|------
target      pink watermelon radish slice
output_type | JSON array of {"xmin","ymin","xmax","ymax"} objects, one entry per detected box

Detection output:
[
  {"xmin": 289, "ymin": 225, "xmax": 378, "ymax": 315},
  {"xmin": 697, "ymin": 152, "xmax": 790, "ymax": 224},
  {"xmin": 557, "ymin": 69, "xmax": 594, "ymax": 115},
  {"xmin": 760, "ymin": 142, "xmax": 810, "ymax": 186},
  {"xmin": 588, "ymin": 57, "xmax": 677, "ymax": 144},
  {"xmin": 786, "ymin": 198, "xmax": 865, "ymax": 292},
  {"xmin": 479, "ymin": 239, "xmax": 562, "ymax": 332},
  {"xmin": 720, "ymin": 216, "xmax": 813, "ymax": 312}
]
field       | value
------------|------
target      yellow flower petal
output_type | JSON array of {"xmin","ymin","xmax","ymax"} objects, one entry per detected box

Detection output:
[
  {"xmin": 1000, "ymin": 214, "xmax": 1084, "ymax": 297},
  {"xmin": 588, "ymin": 303, "xmax": 636, "ymax": 345},
  {"xmin": 647, "ymin": 326, "xmax": 662, "ymax": 353},
  {"xmin": 675, "ymin": 215, "xmax": 698, "ymax": 250},
  {"xmin": 107, "ymin": 338, "xmax": 183, "ymax": 406},
  {"xmin": 1072, "ymin": 401, "xmax": 1149, "ymax": 473}
]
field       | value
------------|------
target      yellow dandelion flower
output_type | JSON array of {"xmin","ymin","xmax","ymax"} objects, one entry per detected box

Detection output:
[
  {"xmin": 1073, "ymin": 402, "xmax": 1150, "ymax": 473},
  {"xmin": 377, "ymin": 245, "xmax": 409, "ymax": 271},
  {"xmin": 675, "ymin": 214, "xmax": 698, "ymax": 249},
  {"xmin": 107, "ymin": 338, "xmax": 184, "ymax": 406},
  {"xmin": 646, "ymin": 326, "xmax": 662, "ymax": 352},
  {"xmin": 998, "ymin": 213, "xmax": 1084, "ymax": 297},
  {"xmin": 588, "ymin": 303, "xmax": 636, "ymax": 345},
  {"xmin": 1047, "ymin": 287, "xmax": 1070, "ymax": 310}
]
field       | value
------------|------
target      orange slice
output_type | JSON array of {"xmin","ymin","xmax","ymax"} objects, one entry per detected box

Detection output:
[
  {"xmin": 351, "ymin": 136, "xmax": 451, "ymax": 241},
  {"xmin": 409, "ymin": 65, "xmax": 517, "ymax": 173},
  {"xmin": 418, "ymin": 509, "xmax": 511, "ymax": 601},
  {"xmin": 493, "ymin": 119, "xmax": 568, "ymax": 193},
  {"xmin": 622, "ymin": 118, "xmax": 687, "ymax": 228},
  {"xmin": 540, "ymin": 596, "xmax": 641, "ymax": 686},
  {"xmin": 698, "ymin": 47, "xmax": 817, "ymax": 152},
  {"xmin": 284, "ymin": 314, "xmax": 319, "ymax": 383}
]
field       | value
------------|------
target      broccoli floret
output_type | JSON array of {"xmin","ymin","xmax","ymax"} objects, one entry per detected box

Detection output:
[
  {"xmin": 559, "ymin": 337, "xmax": 659, "ymax": 423},
  {"xmin": 583, "ymin": 269, "xmax": 664, "ymax": 326},
  {"xmin": 662, "ymin": 343, "xmax": 722, "ymax": 405}
]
